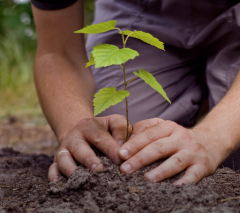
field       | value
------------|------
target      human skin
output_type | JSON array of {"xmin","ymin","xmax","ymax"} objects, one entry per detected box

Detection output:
[
  {"xmin": 32, "ymin": 1, "xmax": 240, "ymax": 184},
  {"xmin": 118, "ymin": 70, "xmax": 240, "ymax": 184},
  {"xmin": 32, "ymin": 1, "xmax": 132, "ymax": 182}
]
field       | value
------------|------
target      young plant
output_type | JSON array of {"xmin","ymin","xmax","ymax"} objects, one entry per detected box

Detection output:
[{"xmin": 75, "ymin": 20, "xmax": 171, "ymax": 141}]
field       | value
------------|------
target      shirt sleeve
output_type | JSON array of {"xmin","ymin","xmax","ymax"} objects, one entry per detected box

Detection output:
[{"xmin": 31, "ymin": 0, "xmax": 78, "ymax": 10}]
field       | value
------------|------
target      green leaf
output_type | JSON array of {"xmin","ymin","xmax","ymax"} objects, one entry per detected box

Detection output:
[
  {"xmin": 74, "ymin": 20, "xmax": 117, "ymax": 34},
  {"xmin": 86, "ymin": 54, "xmax": 95, "ymax": 68},
  {"xmin": 122, "ymin": 30, "xmax": 164, "ymax": 50},
  {"xmin": 93, "ymin": 87, "xmax": 130, "ymax": 116},
  {"xmin": 92, "ymin": 44, "xmax": 139, "ymax": 68},
  {"xmin": 134, "ymin": 69, "xmax": 171, "ymax": 104}
]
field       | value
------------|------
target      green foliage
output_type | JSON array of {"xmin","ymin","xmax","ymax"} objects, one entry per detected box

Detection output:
[
  {"xmin": 134, "ymin": 69, "xmax": 171, "ymax": 104},
  {"xmin": 80, "ymin": 20, "xmax": 170, "ymax": 120},
  {"xmin": 91, "ymin": 44, "xmax": 139, "ymax": 68},
  {"xmin": 86, "ymin": 54, "xmax": 95, "ymax": 68},
  {"xmin": 122, "ymin": 30, "xmax": 165, "ymax": 50},
  {"xmin": 0, "ymin": 0, "xmax": 95, "ymax": 116},
  {"xmin": 93, "ymin": 87, "xmax": 130, "ymax": 116},
  {"xmin": 83, "ymin": 0, "xmax": 95, "ymax": 26},
  {"xmin": 75, "ymin": 20, "xmax": 117, "ymax": 34}
]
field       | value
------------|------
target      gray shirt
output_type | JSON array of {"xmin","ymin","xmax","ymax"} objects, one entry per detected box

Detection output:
[{"xmin": 86, "ymin": 0, "xmax": 240, "ymax": 127}]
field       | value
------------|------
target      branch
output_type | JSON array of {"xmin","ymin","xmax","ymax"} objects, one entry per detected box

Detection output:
[{"xmin": 127, "ymin": 76, "xmax": 138, "ymax": 85}]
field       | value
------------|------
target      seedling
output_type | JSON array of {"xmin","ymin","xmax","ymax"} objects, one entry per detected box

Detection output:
[{"xmin": 75, "ymin": 20, "xmax": 171, "ymax": 141}]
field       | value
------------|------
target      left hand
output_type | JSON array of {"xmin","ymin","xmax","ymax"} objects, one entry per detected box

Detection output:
[{"xmin": 118, "ymin": 118, "xmax": 221, "ymax": 185}]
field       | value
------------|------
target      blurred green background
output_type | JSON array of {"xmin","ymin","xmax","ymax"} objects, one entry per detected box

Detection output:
[{"xmin": 0, "ymin": 0, "xmax": 95, "ymax": 119}]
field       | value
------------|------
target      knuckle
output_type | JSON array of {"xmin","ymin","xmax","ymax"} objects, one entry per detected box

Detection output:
[
  {"xmin": 151, "ymin": 118, "xmax": 164, "ymax": 125},
  {"xmin": 77, "ymin": 118, "xmax": 93, "ymax": 128},
  {"xmin": 56, "ymin": 152, "xmax": 66, "ymax": 163},
  {"xmin": 153, "ymin": 141, "xmax": 165, "ymax": 156},
  {"xmin": 177, "ymin": 131, "xmax": 193, "ymax": 142},
  {"xmin": 132, "ymin": 122, "xmax": 142, "ymax": 131},
  {"xmin": 81, "ymin": 156, "xmax": 94, "ymax": 166},
  {"xmin": 92, "ymin": 130, "xmax": 105, "ymax": 145},
  {"xmin": 111, "ymin": 114, "xmax": 125, "ymax": 120},
  {"xmin": 108, "ymin": 114, "xmax": 125, "ymax": 125},
  {"xmin": 192, "ymin": 170, "xmax": 200, "ymax": 182},
  {"xmin": 165, "ymin": 120, "xmax": 178, "ymax": 130},
  {"xmin": 173, "ymin": 156, "xmax": 185, "ymax": 168},
  {"xmin": 192, "ymin": 143, "xmax": 203, "ymax": 153},
  {"xmin": 144, "ymin": 129, "xmax": 156, "ymax": 142},
  {"xmin": 134, "ymin": 154, "xmax": 145, "ymax": 166}
]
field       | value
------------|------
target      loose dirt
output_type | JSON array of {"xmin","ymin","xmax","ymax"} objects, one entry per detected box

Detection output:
[
  {"xmin": 1, "ymin": 148, "xmax": 240, "ymax": 213},
  {"xmin": 1, "ymin": 117, "xmax": 240, "ymax": 213}
]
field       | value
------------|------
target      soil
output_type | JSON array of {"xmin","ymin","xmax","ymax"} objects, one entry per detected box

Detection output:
[
  {"xmin": 0, "ymin": 116, "xmax": 58, "ymax": 156},
  {"xmin": 1, "ymin": 117, "xmax": 240, "ymax": 213}
]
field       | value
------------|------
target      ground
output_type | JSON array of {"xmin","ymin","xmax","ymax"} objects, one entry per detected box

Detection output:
[{"xmin": 1, "ymin": 116, "xmax": 240, "ymax": 213}]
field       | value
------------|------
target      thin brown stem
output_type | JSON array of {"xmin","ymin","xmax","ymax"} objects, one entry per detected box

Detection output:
[
  {"xmin": 127, "ymin": 76, "xmax": 138, "ymax": 85},
  {"xmin": 119, "ymin": 32, "xmax": 130, "ymax": 141},
  {"xmin": 122, "ymin": 63, "xmax": 129, "ymax": 141},
  {"xmin": 219, "ymin": 196, "xmax": 240, "ymax": 202}
]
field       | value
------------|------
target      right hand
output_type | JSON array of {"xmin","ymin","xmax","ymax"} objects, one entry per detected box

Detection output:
[{"xmin": 48, "ymin": 114, "xmax": 132, "ymax": 182}]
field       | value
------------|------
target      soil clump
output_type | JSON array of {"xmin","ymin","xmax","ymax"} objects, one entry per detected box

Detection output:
[{"xmin": 1, "ymin": 148, "xmax": 240, "ymax": 213}]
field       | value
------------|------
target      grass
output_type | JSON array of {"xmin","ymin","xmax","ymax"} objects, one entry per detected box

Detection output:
[
  {"xmin": 0, "ymin": 1, "xmax": 95, "ymax": 119},
  {"xmin": 0, "ymin": 33, "xmax": 42, "ymax": 118}
]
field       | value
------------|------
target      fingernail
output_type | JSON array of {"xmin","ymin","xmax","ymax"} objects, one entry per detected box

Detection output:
[
  {"xmin": 121, "ymin": 163, "xmax": 132, "ymax": 173},
  {"xmin": 129, "ymin": 134, "xmax": 135, "ymax": 139},
  {"xmin": 52, "ymin": 177, "xmax": 58, "ymax": 183},
  {"xmin": 145, "ymin": 172, "xmax": 156, "ymax": 182},
  {"xmin": 117, "ymin": 140, "xmax": 125, "ymax": 146},
  {"xmin": 91, "ymin": 164, "xmax": 99, "ymax": 171},
  {"xmin": 119, "ymin": 149, "xmax": 129, "ymax": 159}
]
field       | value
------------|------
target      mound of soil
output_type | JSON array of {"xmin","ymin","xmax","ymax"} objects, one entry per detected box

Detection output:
[{"xmin": 1, "ymin": 148, "xmax": 240, "ymax": 213}]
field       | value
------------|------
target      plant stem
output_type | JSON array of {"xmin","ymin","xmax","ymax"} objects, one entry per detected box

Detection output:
[
  {"xmin": 127, "ymin": 76, "xmax": 138, "ymax": 85},
  {"xmin": 122, "ymin": 63, "xmax": 129, "ymax": 141},
  {"xmin": 121, "ymin": 32, "xmax": 130, "ymax": 141}
]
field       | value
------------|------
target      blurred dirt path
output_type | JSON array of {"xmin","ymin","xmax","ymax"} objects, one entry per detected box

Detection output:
[{"xmin": 0, "ymin": 116, "xmax": 58, "ymax": 156}]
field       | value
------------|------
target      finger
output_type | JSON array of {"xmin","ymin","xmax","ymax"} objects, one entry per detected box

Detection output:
[
  {"xmin": 78, "ymin": 118, "xmax": 122, "ymax": 164},
  {"xmin": 67, "ymin": 139, "xmax": 103, "ymax": 171},
  {"xmin": 144, "ymin": 151, "xmax": 192, "ymax": 182},
  {"xmin": 131, "ymin": 118, "xmax": 164, "ymax": 135},
  {"xmin": 103, "ymin": 114, "xmax": 132, "ymax": 146},
  {"xmin": 119, "ymin": 120, "xmax": 176, "ymax": 160},
  {"xmin": 56, "ymin": 149, "xmax": 78, "ymax": 178},
  {"xmin": 173, "ymin": 165, "xmax": 205, "ymax": 185},
  {"xmin": 48, "ymin": 162, "xmax": 60, "ymax": 182},
  {"xmin": 120, "ymin": 138, "xmax": 173, "ymax": 174}
]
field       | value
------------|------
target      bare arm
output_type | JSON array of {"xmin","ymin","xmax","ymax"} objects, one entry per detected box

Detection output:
[
  {"xmin": 33, "ymin": 1, "xmax": 95, "ymax": 140},
  {"xmin": 32, "ymin": 1, "xmax": 131, "ymax": 182}
]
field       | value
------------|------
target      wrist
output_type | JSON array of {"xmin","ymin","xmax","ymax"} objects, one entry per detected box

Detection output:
[{"xmin": 192, "ymin": 124, "xmax": 236, "ymax": 167}]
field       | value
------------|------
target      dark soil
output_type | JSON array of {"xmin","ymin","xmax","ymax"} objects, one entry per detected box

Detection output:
[{"xmin": 1, "ymin": 148, "xmax": 240, "ymax": 213}]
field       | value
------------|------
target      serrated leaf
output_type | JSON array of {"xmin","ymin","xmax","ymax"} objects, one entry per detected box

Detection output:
[
  {"xmin": 134, "ymin": 69, "xmax": 171, "ymax": 104},
  {"xmin": 92, "ymin": 44, "xmax": 139, "ymax": 68},
  {"xmin": 93, "ymin": 87, "xmax": 130, "ymax": 116},
  {"xmin": 86, "ymin": 54, "xmax": 95, "ymax": 68},
  {"xmin": 74, "ymin": 20, "xmax": 117, "ymax": 34},
  {"xmin": 122, "ymin": 30, "xmax": 164, "ymax": 50}
]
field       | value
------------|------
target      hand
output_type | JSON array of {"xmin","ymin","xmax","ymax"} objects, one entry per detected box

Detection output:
[
  {"xmin": 48, "ymin": 114, "xmax": 132, "ymax": 182},
  {"xmin": 118, "ymin": 118, "xmax": 220, "ymax": 185}
]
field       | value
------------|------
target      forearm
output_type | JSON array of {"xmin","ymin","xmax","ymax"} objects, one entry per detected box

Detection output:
[
  {"xmin": 35, "ymin": 53, "xmax": 95, "ymax": 142},
  {"xmin": 194, "ymin": 70, "xmax": 240, "ymax": 165},
  {"xmin": 32, "ymin": 1, "xmax": 95, "ymax": 142}
]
